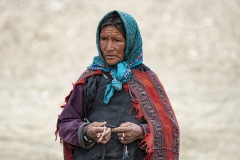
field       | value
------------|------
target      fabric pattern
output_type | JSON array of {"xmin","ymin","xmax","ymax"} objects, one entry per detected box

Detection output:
[
  {"xmin": 128, "ymin": 70, "xmax": 180, "ymax": 160},
  {"xmin": 88, "ymin": 10, "xmax": 143, "ymax": 104}
]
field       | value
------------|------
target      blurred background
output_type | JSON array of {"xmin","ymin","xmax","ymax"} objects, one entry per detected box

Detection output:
[{"xmin": 0, "ymin": 0, "xmax": 239, "ymax": 159}]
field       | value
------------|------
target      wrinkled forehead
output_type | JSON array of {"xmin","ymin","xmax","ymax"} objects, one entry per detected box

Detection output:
[{"xmin": 100, "ymin": 26, "xmax": 125, "ymax": 37}]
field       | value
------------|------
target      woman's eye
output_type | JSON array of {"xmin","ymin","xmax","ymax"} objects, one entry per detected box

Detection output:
[{"xmin": 101, "ymin": 37, "xmax": 107, "ymax": 41}]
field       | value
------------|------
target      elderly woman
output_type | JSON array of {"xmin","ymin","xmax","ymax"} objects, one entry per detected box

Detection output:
[{"xmin": 56, "ymin": 10, "xmax": 180, "ymax": 160}]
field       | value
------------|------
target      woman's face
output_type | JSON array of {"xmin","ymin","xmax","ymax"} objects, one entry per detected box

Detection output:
[{"xmin": 100, "ymin": 26, "xmax": 126, "ymax": 65}]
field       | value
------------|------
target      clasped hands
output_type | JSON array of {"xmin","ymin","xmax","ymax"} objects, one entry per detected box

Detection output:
[{"xmin": 84, "ymin": 122, "xmax": 144, "ymax": 144}]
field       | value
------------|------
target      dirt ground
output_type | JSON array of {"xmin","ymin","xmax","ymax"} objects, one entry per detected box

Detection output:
[{"xmin": 0, "ymin": 0, "xmax": 239, "ymax": 160}]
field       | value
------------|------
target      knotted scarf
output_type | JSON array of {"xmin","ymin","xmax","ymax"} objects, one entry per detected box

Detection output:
[{"xmin": 88, "ymin": 10, "xmax": 143, "ymax": 104}]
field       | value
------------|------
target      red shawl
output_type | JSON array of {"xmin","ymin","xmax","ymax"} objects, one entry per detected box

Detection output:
[{"xmin": 129, "ymin": 70, "xmax": 179, "ymax": 160}]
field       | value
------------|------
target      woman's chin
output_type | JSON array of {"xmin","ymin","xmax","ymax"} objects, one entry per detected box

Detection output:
[{"xmin": 106, "ymin": 60, "xmax": 120, "ymax": 66}]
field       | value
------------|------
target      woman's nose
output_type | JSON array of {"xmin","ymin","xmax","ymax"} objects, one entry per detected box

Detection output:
[{"xmin": 106, "ymin": 41, "xmax": 114, "ymax": 51}]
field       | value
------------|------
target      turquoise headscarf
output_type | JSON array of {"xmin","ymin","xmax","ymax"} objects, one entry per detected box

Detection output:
[{"xmin": 88, "ymin": 10, "xmax": 143, "ymax": 104}]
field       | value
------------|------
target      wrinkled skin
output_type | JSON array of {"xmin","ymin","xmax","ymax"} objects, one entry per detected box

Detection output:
[
  {"xmin": 100, "ymin": 26, "xmax": 126, "ymax": 65},
  {"xmin": 85, "ymin": 122, "xmax": 111, "ymax": 144},
  {"xmin": 85, "ymin": 121, "xmax": 144, "ymax": 144},
  {"xmin": 113, "ymin": 122, "xmax": 144, "ymax": 144}
]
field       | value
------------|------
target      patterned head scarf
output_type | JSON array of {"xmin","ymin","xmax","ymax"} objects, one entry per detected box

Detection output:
[{"xmin": 88, "ymin": 10, "xmax": 143, "ymax": 104}]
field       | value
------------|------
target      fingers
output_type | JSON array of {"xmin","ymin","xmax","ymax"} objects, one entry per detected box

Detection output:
[
  {"xmin": 118, "ymin": 132, "xmax": 129, "ymax": 145},
  {"xmin": 117, "ymin": 132, "xmax": 127, "ymax": 141},
  {"xmin": 85, "ymin": 122, "xmax": 108, "ymax": 140},
  {"xmin": 85, "ymin": 122, "xmax": 141, "ymax": 145},
  {"xmin": 86, "ymin": 125, "xmax": 111, "ymax": 144},
  {"xmin": 97, "ymin": 127, "xmax": 111, "ymax": 144},
  {"xmin": 97, "ymin": 125, "xmax": 107, "ymax": 142},
  {"xmin": 103, "ymin": 128, "xmax": 112, "ymax": 143},
  {"xmin": 112, "ymin": 122, "xmax": 133, "ymax": 133},
  {"xmin": 119, "ymin": 122, "xmax": 131, "ymax": 127},
  {"xmin": 112, "ymin": 122, "xmax": 142, "ymax": 144}
]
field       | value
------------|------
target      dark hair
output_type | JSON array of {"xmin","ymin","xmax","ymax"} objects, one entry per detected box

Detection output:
[{"xmin": 99, "ymin": 11, "xmax": 126, "ymax": 38}]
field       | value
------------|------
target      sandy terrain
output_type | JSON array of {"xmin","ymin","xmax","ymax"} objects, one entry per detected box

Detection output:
[{"xmin": 0, "ymin": 0, "xmax": 239, "ymax": 159}]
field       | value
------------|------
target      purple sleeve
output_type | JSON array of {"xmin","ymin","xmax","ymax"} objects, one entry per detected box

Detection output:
[{"xmin": 57, "ymin": 84, "xmax": 85, "ymax": 146}]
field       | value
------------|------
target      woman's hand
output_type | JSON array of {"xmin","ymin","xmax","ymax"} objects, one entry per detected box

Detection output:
[
  {"xmin": 112, "ymin": 122, "xmax": 144, "ymax": 144},
  {"xmin": 85, "ymin": 122, "xmax": 111, "ymax": 144}
]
